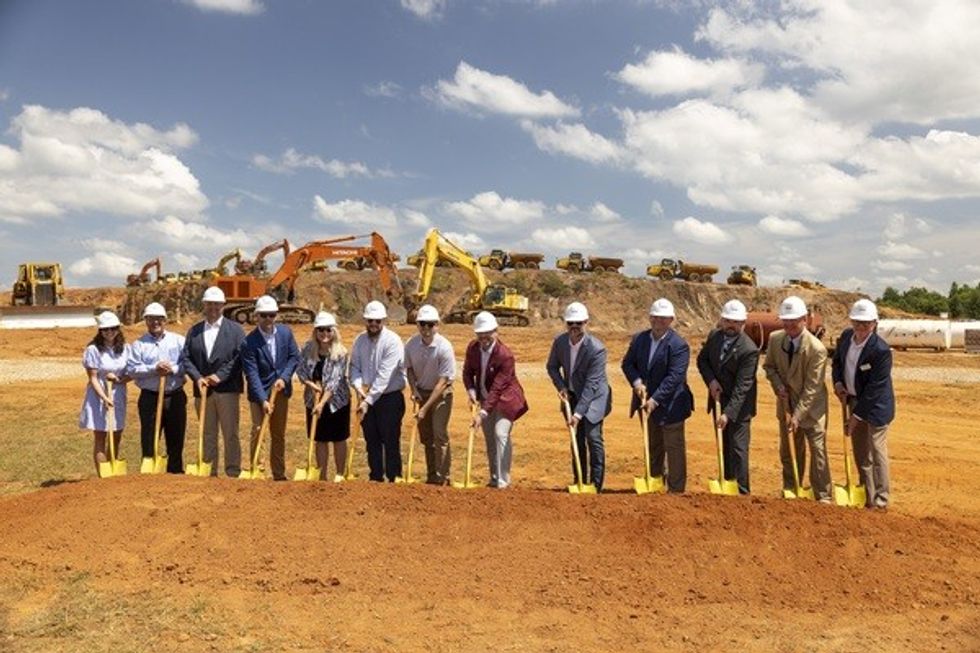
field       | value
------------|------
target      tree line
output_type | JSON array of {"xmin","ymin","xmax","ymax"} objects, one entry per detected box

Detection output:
[{"xmin": 877, "ymin": 282, "xmax": 980, "ymax": 319}]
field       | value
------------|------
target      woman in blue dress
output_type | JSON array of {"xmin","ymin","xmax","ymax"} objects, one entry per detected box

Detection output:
[{"xmin": 78, "ymin": 311, "xmax": 130, "ymax": 474}]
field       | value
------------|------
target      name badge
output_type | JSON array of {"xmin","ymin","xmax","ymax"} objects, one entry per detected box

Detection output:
[{"xmin": 859, "ymin": 363, "xmax": 871, "ymax": 371}]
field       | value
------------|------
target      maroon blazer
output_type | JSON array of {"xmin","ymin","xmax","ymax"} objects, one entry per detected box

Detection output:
[{"xmin": 462, "ymin": 339, "xmax": 528, "ymax": 422}]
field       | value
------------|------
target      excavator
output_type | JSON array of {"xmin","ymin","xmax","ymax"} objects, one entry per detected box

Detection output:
[
  {"xmin": 412, "ymin": 229, "xmax": 529, "ymax": 326},
  {"xmin": 126, "ymin": 258, "xmax": 162, "ymax": 287},
  {"xmin": 208, "ymin": 248, "xmax": 244, "ymax": 278},
  {"xmin": 235, "ymin": 239, "xmax": 290, "ymax": 276},
  {"xmin": 215, "ymin": 232, "xmax": 402, "ymax": 324}
]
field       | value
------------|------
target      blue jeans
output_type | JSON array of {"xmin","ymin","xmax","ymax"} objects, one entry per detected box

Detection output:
[{"xmin": 572, "ymin": 416, "xmax": 605, "ymax": 491}]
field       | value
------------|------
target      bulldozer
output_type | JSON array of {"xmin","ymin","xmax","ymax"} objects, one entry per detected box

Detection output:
[
  {"xmin": 126, "ymin": 257, "xmax": 162, "ymax": 287},
  {"xmin": 11, "ymin": 262, "xmax": 64, "ymax": 306},
  {"xmin": 412, "ymin": 229, "xmax": 529, "ymax": 326},
  {"xmin": 2, "ymin": 263, "xmax": 97, "ymax": 329},
  {"xmin": 556, "ymin": 252, "xmax": 624, "ymax": 273},
  {"xmin": 727, "ymin": 264, "xmax": 757, "ymax": 286},
  {"xmin": 478, "ymin": 249, "xmax": 545, "ymax": 270},
  {"xmin": 647, "ymin": 258, "xmax": 718, "ymax": 282}
]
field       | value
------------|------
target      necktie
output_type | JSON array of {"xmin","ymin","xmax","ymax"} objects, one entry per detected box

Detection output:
[
  {"xmin": 787, "ymin": 339, "xmax": 795, "ymax": 365},
  {"xmin": 720, "ymin": 337, "xmax": 734, "ymax": 360}
]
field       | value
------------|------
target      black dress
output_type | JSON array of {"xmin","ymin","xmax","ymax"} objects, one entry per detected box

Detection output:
[{"xmin": 305, "ymin": 355, "xmax": 351, "ymax": 442}]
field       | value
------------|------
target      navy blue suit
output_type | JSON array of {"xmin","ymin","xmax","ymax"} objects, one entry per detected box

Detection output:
[
  {"xmin": 241, "ymin": 326, "xmax": 301, "ymax": 403},
  {"xmin": 832, "ymin": 329, "xmax": 895, "ymax": 426}
]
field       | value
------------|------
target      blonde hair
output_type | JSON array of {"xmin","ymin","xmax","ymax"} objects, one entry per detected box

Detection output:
[{"xmin": 310, "ymin": 325, "xmax": 347, "ymax": 361}]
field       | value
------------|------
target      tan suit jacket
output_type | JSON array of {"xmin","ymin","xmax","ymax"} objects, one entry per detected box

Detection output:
[{"xmin": 763, "ymin": 328, "xmax": 828, "ymax": 427}]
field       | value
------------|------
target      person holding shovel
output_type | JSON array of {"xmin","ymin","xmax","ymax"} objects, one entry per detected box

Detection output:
[
  {"xmin": 546, "ymin": 302, "xmax": 611, "ymax": 492},
  {"xmin": 181, "ymin": 286, "xmax": 246, "ymax": 477},
  {"xmin": 763, "ymin": 295, "xmax": 832, "ymax": 502},
  {"xmin": 831, "ymin": 299, "xmax": 895, "ymax": 509},
  {"xmin": 79, "ymin": 311, "xmax": 131, "ymax": 474},
  {"xmin": 127, "ymin": 302, "xmax": 187, "ymax": 474},
  {"xmin": 404, "ymin": 304, "xmax": 456, "ymax": 485},
  {"xmin": 297, "ymin": 311, "xmax": 351, "ymax": 481},
  {"xmin": 696, "ymin": 299, "xmax": 758, "ymax": 494},
  {"xmin": 241, "ymin": 295, "xmax": 301, "ymax": 481},
  {"xmin": 621, "ymin": 298, "xmax": 695, "ymax": 493}
]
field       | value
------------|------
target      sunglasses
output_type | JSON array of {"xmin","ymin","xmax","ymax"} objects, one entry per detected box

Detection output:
[
  {"xmin": 257, "ymin": 312, "xmax": 277, "ymax": 319},
  {"xmin": 366, "ymin": 318, "xmax": 383, "ymax": 324},
  {"xmin": 99, "ymin": 327, "xmax": 119, "ymax": 332},
  {"xmin": 315, "ymin": 326, "xmax": 333, "ymax": 333},
  {"xmin": 417, "ymin": 321, "xmax": 436, "ymax": 328},
  {"xmin": 566, "ymin": 321, "xmax": 584, "ymax": 327}
]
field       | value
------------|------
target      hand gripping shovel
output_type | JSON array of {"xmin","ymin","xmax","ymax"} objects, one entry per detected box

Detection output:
[
  {"xmin": 140, "ymin": 375, "xmax": 168, "ymax": 474},
  {"xmin": 240, "ymin": 386, "xmax": 280, "ymax": 480},
  {"xmin": 98, "ymin": 380, "xmax": 127, "ymax": 478},
  {"xmin": 634, "ymin": 389, "xmax": 665, "ymax": 495},
  {"xmin": 707, "ymin": 401, "xmax": 738, "ymax": 496},
  {"xmin": 834, "ymin": 398, "xmax": 867, "ymax": 508},
  {"xmin": 336, "ymin": 388, "xmax": 361, "ymax": 482},
  {"xmin": 395, "ymin": 399, "xmax": 421, "ymax": 484},
  {"xmin": 294, "ymin": 391, "xmax": 322, "ymax": 482},
  {"xmin": 781, "ymin": 395, "xmax": 814, "ymax": 500},
  {"xmin": 561, "ymin": 395, "xmax": 596, "ymax": 494},
  {"xmin": 186, "ymin": 389, "xmax": 213, "ymax": 477},
  {"xmin": 453, "ymin": 403, "xmax": 480, "ymax": 489}
]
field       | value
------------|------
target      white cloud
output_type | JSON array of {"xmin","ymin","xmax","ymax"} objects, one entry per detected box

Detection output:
[
  {"xmin": 616, "ymin": 48, "xmax": 763, "ymax": 98},
  {"xmin": 672, "ymin": 216, "xmax": 732, "ymax": 244},
  {"xmin": 444, "ymin": 191, "xmax": 544, "ymax": 226},
  {"xmin": 137, "ymin": 215, "xmax": 254, "ymax": 252},
  {"xmin": 79, "ymin": 238, "xmax": 130, "ymax": 254},
  {"xmin": 403, "ymin": 209, "xmax": 431, "ymax": 227},
  {"xmin": 313, "ymin": 196, "xmax": 398, "ymax": 227},
  {"xmin": 400, "ymin": 0, "xmax": 445, "ymax": 20},
  {"xmin": 364, "ymin": 81, "xmax": 402, "ymax": 98},
  {"xmin": 590, "ymin": 202, "xmax": 620, "ymax": 223},
  {"xmin": 431, "ymin": 61, "xmax": 579, "ymax": 119},
  {"xmin": 531, "ymin": 226, "xmax": 594, "ymax": 249},
  {"xmin": 69, "ymin": 252, "xmax": 139, "ymax": 278},
  {"xmin": 871, "ymin": 259, "xmax": 912, "ymax": 272},
  {"xmin": 884, "ymin": 213, "xmax": 933, "ymax": 240},
  {"xmin": 758, "ymin": 215, "xmax": 811, "ymax": 237},
  {"xmin": 521, "ymin": 120, "xmax": 624, "ymax": 164},
  {"xmin": 253, "ymin": 148, "xmax": 381, "ymax": 179},
  {"xmin": 183, "ymin": 0, "xmax": 263, "ymax": 15},
  {"xmin": 650, "ymin": 201, "xmax": 665, "ymax": 218},
  {"xmin": 877, "ymin": 240, "xmax": 928, "ymax": 260},
  {"xmin": 441, "ymin": 231, "xmax": 485, "ymax": 252}
]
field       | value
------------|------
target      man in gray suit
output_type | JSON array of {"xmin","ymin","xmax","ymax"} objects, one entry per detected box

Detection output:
[
  {"xmin": 697, "ymin": 299, "xmax": 758, "ymax": 494},
  {"xmin": 181, "ymin": 286, "xmax": 246, "ymax": 476},
  {"xmin": 546, "ymin": 302, "xmax": 612, "ymax": 491}
]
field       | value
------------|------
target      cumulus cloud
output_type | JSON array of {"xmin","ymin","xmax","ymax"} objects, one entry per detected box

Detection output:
[
  {"xmin": 137, "ymin": 215, "xmax": 254, "ymax": 252},
  {"xmin": 0, "ymin": 105, "xmax": 206, "ymax": 221},
  {"xmin": 884, "ymin": 213, "xmax": 933, "ymax": 240},
  {"xmin": 871, "ymin": 259, "xmax": 912, "ymax": 272},
  {"xmin": 442, "ymin": 231, "xmax": 485, "ymax": 252},
  {"xmin": 313, "ymin": 196, "xmax": 398, "ymax": 227},
  {"xmin": 521, "ymin": 120, "xmax": 624, "ymax": 164},
  {"xmin": 531, "ymin": 226, "xmax": 594, "ymax": 249},
  {"xmin": 589, "ymin": 202, "xmax": 620, "ymax": 223},
  {"xmin": 431, "ymin": 61, "xmax": 579, "ymax": 118},
  {"xmin": 758, "ymin": 215, "xmax": 811, "ymax": 237},
  {"xmin": 253, "ymin": 148, "xmax": 386, "ymax": 179},
  {"xmin": 615, "ymin": 48, "xmax": 763, "ymax": 98},
  {"xmin": 444, "ymin": 191, "xmax": 545, "ymax": 226},
  {"xmin": 183, "ymin": 0, "xmax": 264, "ymax": 15},
  {"xmin": 69, "ymin": 252, "xmax": 139, "ymax": 278},
  {"xmin": 877, "ymin": 240, "xmax": 928, "ymax": 260},
  {"xmin": 403, "ymin": 209, "xmax": 432, "ymax": 228},
  {"xmin": 672, "ymin": 216, "xmax": 732, "ymax": 244},
  {"xmin": 79, "ymin": 238, "xmax": 131, "ymax": 254},
  {"xmin": 400, "ymin": 0, "xmax": 445, "ymax": 20}
]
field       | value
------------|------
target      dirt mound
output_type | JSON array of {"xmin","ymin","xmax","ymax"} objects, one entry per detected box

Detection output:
[{"xmin": 0, "ymin": 477, "xmax": 976, "ymax": 651}]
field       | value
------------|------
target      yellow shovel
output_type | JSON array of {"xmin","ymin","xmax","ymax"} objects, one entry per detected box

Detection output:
[
  {"xmin": 185, "ymin": 389, "xmax": 213, "ymax": 477},
  {"xmin": 782, "ymin": 395, "xmax": 814, "ymax": 500},
  {"xmin": 395, "ymin": 399, "xmax": 421, "ymax": 484},
  {"xmin": 294, "ymin": 391, "xmax": 322, "ymax": 482},
  {"xmin": 98, "ymin": 380, "xmax": 127, "ymax": 478},
  {"xmin": 240, "ymin": 386, "xmax": 280, "ymax": 480},
  {"xmin": 634, "ymin": 389, "xmax": 665, "ymax": 495},
  {"xmin": 140, "ymin": 375, "xmax": 168, "ymax": 474},
  {"xmin": 336, "ymin": 388, "xmax": 361, "ymax": 482},
  {"xmin": 707, "ymin": 401, "xmax": 739, "ymax": 495},
  {"xmin": 453, "ymin": 403, "xmax": 480, "ymax": 489},
  {"xmin": 562, "ymin": 395, "xmax": 597, "ymax": 494},
  {"xmin": 834, "ymin": 398, "xmax": 867, "ymax": 508}
]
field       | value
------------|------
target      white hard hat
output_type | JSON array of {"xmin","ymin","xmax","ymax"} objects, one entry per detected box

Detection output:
[
  {"xmin": 416, "ymin": 304, "xmax": 440, "ymax": 323},
  {"xmin": 563, "ymin": 301, "xmax": 589, "ymax": 322},
  {"xmin": 143, "ymin": 302, "xmax": 167, "ymax": 318},
  {"xmin": 778, "ymin": 295, "xmax": 807, "ymax": 320},
  {"xmin": 849, "ymin": 298, "xmax": 879, "ymax": 321},
  {"xmin": 649, "ymin": 298, "xmax": 675, "ymax": 318},
  {"xmin": 473, "ymin": 311, "xmax": 499, "ymax": 334},
  {"xmin": 720, "ymin": 299, "xmax": 748, "ymax": 321},
  {"xmin": 97, "ymin": 311, "xmax": 121, "ymax": 329},
  {"xmin": 202, "ymin": 286, "xmax": 225, "ymax": 303},
  {"xmin": 254, "ymin": 295, "xmax": 279, "ymax": 313},
  {"xmin": 363, "ymin": 300, "xmax": 387, "ymax": 320},
  {"xmin": 314, "ymin": 311, "xmax": 337, "ymax": 328}
]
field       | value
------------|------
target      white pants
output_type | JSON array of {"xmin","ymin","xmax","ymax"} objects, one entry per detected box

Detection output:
[{"xmin": 481, "ymin": 410, "xmax": 513, "ymax": 488}]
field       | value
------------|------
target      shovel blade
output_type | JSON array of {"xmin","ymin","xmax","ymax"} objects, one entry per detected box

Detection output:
[
  {"xmin": 239, "ymin": 468, "xmax": 264, "ymax": 480},
  {"xmin": 452, "ymin": 479, "xmax": 480, "ymax": 489},
  {"xmin": 186, "ymin": 461, "xmax": 212, "ymax": 477},
  {"xmin": 834, "ymin": 483, "xmax": 866, "ymax": 508},
  {"xmin": 633, "ymin": 475, "xmax": 665, "ymax": 495},
  {"xmin": 140, "ymin": 456, "xmax": 167, "ymax": 474},
  {"xmin": 98, "ymin": 461, "xmax": 114, "ymax": 478},
  {"xmin": 568, "ymin": 482, "xmax": 598, "ymax": 494},
  {"xmin": 783, "ymin": 486, "xmax": 814, "ymax": 500},
  {"xmin": 293, "ymin": 466, "xmax": 321, "ymax": 481},
  {"xmin": 708, "ymin": 478, "xmax": 740, "ymax": 496},
  {"xmin": 393, "ymin": 475, "xmax": 419, "ymax": 484}
]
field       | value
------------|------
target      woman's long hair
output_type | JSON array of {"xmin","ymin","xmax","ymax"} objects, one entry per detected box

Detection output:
[
  {"xmin": 309, "ymin": 326, "xmax": 347, "ymax": 362},
  {"xmin": 88, "ymin": 328, "xmax": 126, "ymax": 356}
]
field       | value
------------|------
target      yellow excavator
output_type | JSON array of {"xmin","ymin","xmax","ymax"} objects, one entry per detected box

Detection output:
[{"xmin": 413, "ymin": 229, "xmax": 530, "ymax": 326}]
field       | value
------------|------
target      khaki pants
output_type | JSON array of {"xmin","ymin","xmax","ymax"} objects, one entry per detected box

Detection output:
[
  {"xmin": 849, "ymin": 398, "xmax": 891, "ymax": 508},
  {"xmin": 778, "ymin": 418, "xmax": 832, "ymax": 501},
  {"xmin": 248, "ymin": 396, "xmax": 289, "ymax": 480},
  {"xmin": 194, "ymin": 392, "xmax": 241, "ymax": 477},
  {"xmin": 417, "ymin": 389, "xmax": 452, "ymax": 484},
  {"xmin": 481, "ymin": 411, "xmax": 513, "ymax": 488}
]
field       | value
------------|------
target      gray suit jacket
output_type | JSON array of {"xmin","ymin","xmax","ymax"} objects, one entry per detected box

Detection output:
[
  {"xmin": 696, "ymin": 328, "xmax": 758, "ymax": 423},
  {"xmin": 546, "ymin": 332, "xmax": 612, "ymax": 424}
]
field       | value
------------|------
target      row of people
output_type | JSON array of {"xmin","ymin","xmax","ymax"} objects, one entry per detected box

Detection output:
[{"xmin": 79, "ymin": 289, "xmax": 894, "ymax": 506}]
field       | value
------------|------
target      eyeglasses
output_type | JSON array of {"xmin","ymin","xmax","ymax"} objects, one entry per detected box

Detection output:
[
  {"xmin": 257, "ymin": 312, "xmax": 277, "ymax": 319},
  {"xmin": 315, "ymin": 326, "xmax": 332, "ymax": 333},
  {"xmin": 99, "ymin": 327, "xmax": 119, "ymax": 332},
  {"xmin": 366, "ymin": 319, "xmax": 382, "ymax": 324},
  {"xmin": 566, "ymin": 321, "xmax": 583, "ymax": 327},
  {"xmin": 417, "ymin": 321, "xmax": 436, "ymax": 328}
]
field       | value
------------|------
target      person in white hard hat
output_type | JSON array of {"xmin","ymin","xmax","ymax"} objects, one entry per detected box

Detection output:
[
  {"xmin": 462, "ymin": 311, "xmax": 528, "ymax": 488},
  {"xmin": 621, "ymin": 297, "xmax": 695, "ymax": 493},
  {"xmin": 350, "ymin": 300, "xmax": 407, "ymax": 482},
  {"xmin": 126, "ymin": 301, "xmax": 187, "ymax": 473},
  {"xmin": 546, "ymin": 301, "xmax": 611, "ymax": 491},
  {"xmin": 762, "ymin": 295, "xmax": 832, "ymax": 501},
  {"xmin": 297, "ymin": 311, "xmax": 351, "ymax": 480},
  {"xmin": 696, "ymin": 299, "xmax": 759, "ymax": 494},
  {"xmin": 831, "ymin": 299, "xmax": 894, "ymax": 508},
  {"xmin": 404, "ymin": 304, "xmax": 456, "ymax": 485},
  {"xmin": 181, "ymin": 286, "xmax": 246, "ymax": 476},
  {"xmin": 79, "ymin": 311, "xmax": 131, "ymax": 474},
  {"xmin": 240, "ymin": 295, "xmax": 301, "ymax": 480}
]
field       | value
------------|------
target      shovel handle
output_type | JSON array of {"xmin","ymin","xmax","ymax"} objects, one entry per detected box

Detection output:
[
  {"xmin": 105, "ymin": 380, "xmax": 117, "ymax": 462},
  {"xmin": 249, "ymin": 385, "xmax": 280, "ymax": 472},
  {"xmin": 152, "ymin": 374, "xmax": 166, "ymax": 458},
  {"xmin": 560, "ymin": 394, "xmax": 587, "ymax": 488},
  {"xmin": 463, "ymin": 403, "xmax": 477, "ymax": 486}
]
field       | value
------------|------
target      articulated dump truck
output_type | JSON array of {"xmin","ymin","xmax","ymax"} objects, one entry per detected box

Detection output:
[
  {"xmin": 2, "ymin": 263, "xmax": 97, "ymax": 329},
  {"xmin": 555, "ymin": 252, "xmax": 624, "ymax": 273},
  {"xmin": 647, "ymin": 258, "xmax": 719, "ymax": 282},
  {"xmin": 478, "ymin": 250, "xmax": 545, "ymax": 270}
]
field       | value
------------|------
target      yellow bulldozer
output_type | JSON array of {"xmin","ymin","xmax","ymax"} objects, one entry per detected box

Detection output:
[
  {"xmin": 11, "ymin": 262, "xmax": 65, "ymax": 306},
  {"xmin": 3, "ymin": 263, "xmax": 97, "ymax": 329},
  {"xmin": 727, "ymin": 264, "xmax": 758, "ymax": 286}
]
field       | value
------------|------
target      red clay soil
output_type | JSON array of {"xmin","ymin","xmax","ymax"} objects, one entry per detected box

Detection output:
[{"xmin": 0, "ymin": 476, "xmax": 977, "ymax": 651}]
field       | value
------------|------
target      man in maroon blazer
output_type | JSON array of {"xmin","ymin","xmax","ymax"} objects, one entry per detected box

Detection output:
[{"xmin": 462, "ymin": 311, "xmax": 528, "ymax": 488}]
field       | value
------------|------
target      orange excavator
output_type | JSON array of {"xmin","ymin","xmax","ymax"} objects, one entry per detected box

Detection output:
[
  {"xmin": 126, "ymin": 257, "xmax": 162, "ymax": 287},
  {"xmin": 235, "ymin": 239, "xmax": 290, "ymax": 276},
  {"xmin": 215, "ymin": 232, "xmax": 402, "ymax": 324}
]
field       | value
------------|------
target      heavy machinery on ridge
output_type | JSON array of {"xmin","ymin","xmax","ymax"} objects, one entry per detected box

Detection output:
[
  {"xmin": 413, "ymin": 229, "xmax": 529, "ymax": 326},
  {"xmin": 235, "ymin": 239, "xmax": 290, "ymax": 276},
  {"xmin": 126, "ymin": 258, "xmax": 162, "ymax": 287},
  {"xmin": 2, "ymin": 262, "xmax": 97, "ymax": 329},
  {"xmin": 727, "ymin": 264, "xmax": 758, "ymax": 286},
  {"xmin": 478, "ymin": 250, "xmax": 545, "ymax": 270},
  {"xmin": 555, "ymin": 252, "xmax": 624, "ymax": 273},
  {"xmin": 647, "ymin": 258, "xmax": 718, "ymax": 282}
]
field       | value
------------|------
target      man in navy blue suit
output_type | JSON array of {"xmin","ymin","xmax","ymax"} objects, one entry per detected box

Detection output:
[
  {"xmin": 241, "ymin": 295, "xmax": 301, "ymax": 480},
  {"xmin": 621, "ymin": 298, "xmax": 694, "ymax": 493},
  {"xmin": 832, "ymin": 299, "xmax": 895, "ymax": 509}
]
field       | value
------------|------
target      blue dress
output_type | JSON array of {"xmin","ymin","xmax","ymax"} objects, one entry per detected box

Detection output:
[{"xmin": 78, "ymin": 344, "xmax": 129, "ymax": 431}]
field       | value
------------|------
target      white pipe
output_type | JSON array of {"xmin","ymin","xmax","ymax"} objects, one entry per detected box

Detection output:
[{"xmin": 876, "ymin": 319, "xmax": 951, "ymax": 351}]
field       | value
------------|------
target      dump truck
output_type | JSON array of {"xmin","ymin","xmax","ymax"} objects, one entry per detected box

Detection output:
[
  {"xmin": 786, "ymin": 278, "xmax": 826, "ymax": 290},
  {"xmin": 337, "ymin": 252, "xmax": 401, "ymax": 271},
  {"xmin": 2, "ymin": 263, "xmax": 97, "ymax": 329},
  {"xmin": 647, "ymin": 258, "xmax": 718, "ymax": 282},
  {"xmin": 478, "ymin": 250, "xmax": 545, "ymax": 270},
  {"xmin": 727, "ymin": 264, "xmax": 758, "ymax": 286},
  {"xmin": 555, "ymin": 252, "xmax": 624, "ymax": 273}
]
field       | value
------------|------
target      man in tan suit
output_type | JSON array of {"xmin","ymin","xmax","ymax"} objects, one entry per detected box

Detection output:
[{"xmin": 762, "ymin": 295, "xmax": 832, "ymax": 502}]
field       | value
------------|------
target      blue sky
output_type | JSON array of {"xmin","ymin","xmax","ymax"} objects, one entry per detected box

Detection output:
[{"xmin": 1, "ymin": 0, "xmax": 979, "ymax": 296}]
